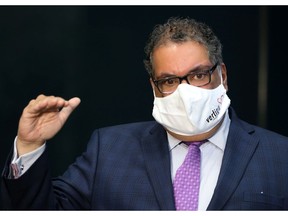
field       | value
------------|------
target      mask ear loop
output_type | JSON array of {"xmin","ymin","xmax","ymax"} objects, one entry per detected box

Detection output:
[
  {"xmin": 152, "ymin": 87, "xmax": 156, "ymax": 97},
  {"xmin": 216, "ymin": 65, "xmax": 229, "ymax": 95},
  {"xmin": 217, "ymin": 65, "xmax": 223, "ymax": 85}
]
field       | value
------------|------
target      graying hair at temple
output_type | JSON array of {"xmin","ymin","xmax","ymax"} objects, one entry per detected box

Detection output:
[{"xmin": 144, "ymin": 17, "xmax": 223, "ymax": 77}]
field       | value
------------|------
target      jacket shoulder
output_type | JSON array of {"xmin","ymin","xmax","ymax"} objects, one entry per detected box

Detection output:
[
  {"xmin": 230, "ymin": 107, "xmax": 288, "ymax": 145},
  {"xmin": 90, "ymin": 121, "xmax": 163, "ymax": 140}
]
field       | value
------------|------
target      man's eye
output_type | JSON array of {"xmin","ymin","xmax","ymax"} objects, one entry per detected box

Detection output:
[
  {"xmin": 194, "ymin": 72, "xmax": 208, "ymax": 80},
  {"xmin": 163, "ymin": 78, "xmax": 178, "ymax": 85}
]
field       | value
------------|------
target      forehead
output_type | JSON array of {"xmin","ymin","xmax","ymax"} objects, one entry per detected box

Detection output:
[{"xmin": 152, "ymin": 41, "xmax": 210, "ymax": 78}]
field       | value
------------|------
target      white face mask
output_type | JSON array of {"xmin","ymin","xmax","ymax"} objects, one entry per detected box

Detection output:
[{"xmin": 152, "ymin": 83, "xmax": 231, "ymax": 136}]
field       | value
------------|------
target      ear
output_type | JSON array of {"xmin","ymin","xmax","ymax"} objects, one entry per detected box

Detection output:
[{"xmin": 220, "ymin": 63, "xmax": 228, "ymax": 91}]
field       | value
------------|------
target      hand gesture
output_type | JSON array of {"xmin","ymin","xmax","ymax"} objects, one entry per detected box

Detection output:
[{"xmin": 16, "ymin": 94, "xmax": 81, "ymax": 156}]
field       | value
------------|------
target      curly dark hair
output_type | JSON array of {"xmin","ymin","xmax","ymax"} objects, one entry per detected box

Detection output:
[{"xmin": 144, "ymin": 17, "xmax": 223, "ymax": 76}]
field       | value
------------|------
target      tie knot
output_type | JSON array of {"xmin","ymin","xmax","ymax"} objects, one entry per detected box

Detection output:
[{"xmin": 184, "ymin": 140, "xmax": 207, "ymax": 147}]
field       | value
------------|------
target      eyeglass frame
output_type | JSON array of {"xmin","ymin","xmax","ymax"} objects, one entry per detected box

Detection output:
[{"xmin": 151, "ymin": 62, "xmax": 219, "ymax": 94}]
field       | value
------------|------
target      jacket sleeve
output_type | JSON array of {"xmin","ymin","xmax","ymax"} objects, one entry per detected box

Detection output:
[
  {"xmin": 1, "ymin": 130, "xmax": 100, "ymax": 210},
  {"xmin": 1, "ymin": 149, "xmax": 57, "ymax": 209}
]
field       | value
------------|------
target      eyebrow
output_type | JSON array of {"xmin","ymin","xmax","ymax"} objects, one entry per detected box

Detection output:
[
  {"xmin": 188, "ymin": 65, "xmax": 212, "ymax": 72},
  {"xmin": 155, "ymin": 73, "xmax": 178, "ymax": 80},
  {"xmin": 155, "ymin": 64, "xmax": 212, "ymax": 80}
]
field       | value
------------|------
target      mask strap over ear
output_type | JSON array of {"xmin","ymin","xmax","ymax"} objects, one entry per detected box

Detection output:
[
  {"xmin": 152, "ymin": 87, "xmax": 156, "ymax": 97},
  {"xmin": 217, "ymin": 65, "xmax": 223, "ymax": 84}
]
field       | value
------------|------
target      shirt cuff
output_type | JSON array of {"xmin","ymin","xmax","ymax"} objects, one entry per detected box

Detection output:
[{"xmin": 9, "ymin": 136, "xmax": 46, "ymax": 179}]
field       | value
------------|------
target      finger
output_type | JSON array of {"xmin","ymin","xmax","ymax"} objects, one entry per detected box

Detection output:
[
  {"xmin": 36, "ymin": 94, "xmax": 47, "ymax": 100},
  {"xmin": 36, "ymin": 96, "xmax": 67, "ymax": 112},
  {"xmin": 25, "ymin": 96, "xmax": 66, "ymax": 115}
]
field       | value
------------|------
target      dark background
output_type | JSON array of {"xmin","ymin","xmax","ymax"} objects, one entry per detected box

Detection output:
[{"xmin": 1, "ymin": 6, "xmax": 287, "ymax": 208}]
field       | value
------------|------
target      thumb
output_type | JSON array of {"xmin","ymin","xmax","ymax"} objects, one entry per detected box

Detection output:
[
  {"xmin": 68, "ymin": 97, "xmax": 81, "ymax": 110},
  {"xmin": 59, "ymin": 97, "xmax": 81, "ymax": 121}
]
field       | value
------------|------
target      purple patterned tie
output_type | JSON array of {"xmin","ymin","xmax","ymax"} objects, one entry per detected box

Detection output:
[{"xmin": 173, "ymin": 140, "xmax": 206, "ymax": 211}]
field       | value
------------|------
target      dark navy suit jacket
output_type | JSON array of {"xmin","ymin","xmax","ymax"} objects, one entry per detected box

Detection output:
[{"xmin": 2, "ymin": 108, "xmax": 288, "ymax": 210}]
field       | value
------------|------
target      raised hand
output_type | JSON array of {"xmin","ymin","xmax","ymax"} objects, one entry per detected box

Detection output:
[{"xmin": 16, "ymin": 94, "xmax": 81, "ymax": 156}]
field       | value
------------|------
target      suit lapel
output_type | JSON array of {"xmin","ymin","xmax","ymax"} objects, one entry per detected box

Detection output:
[
  {"xmin": 207, "ymin": 109, "xmax": 259, "ymax": 210},
  {"xmin": 141, "ymin": 123, "xmax": 175, "ymax": 210}
]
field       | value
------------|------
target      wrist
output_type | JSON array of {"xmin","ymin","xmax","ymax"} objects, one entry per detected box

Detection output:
[{"xmin": 16, "ymin": 137, "xmax": 45, "ymax": 157}]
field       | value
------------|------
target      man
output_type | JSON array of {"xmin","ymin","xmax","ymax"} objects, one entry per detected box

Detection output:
[{"xmin": 2, "ymin": 17, "xmax": 288, "ymax": 210}]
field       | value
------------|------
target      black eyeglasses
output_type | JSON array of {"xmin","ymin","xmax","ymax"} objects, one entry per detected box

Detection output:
[{"xmin": 152, "ymin": 63, "xmax": 218, "ymax": 94}]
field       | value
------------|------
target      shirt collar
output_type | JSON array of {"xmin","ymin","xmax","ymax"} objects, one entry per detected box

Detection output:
[{"xmin": 207, "ymin": 110, "xmax": 230, "ymax": 151}]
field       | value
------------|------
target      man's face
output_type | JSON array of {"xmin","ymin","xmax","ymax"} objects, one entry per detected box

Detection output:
[{"xmin": 150, "ymin": 41, "xmax": 228, "ymax": 97}]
